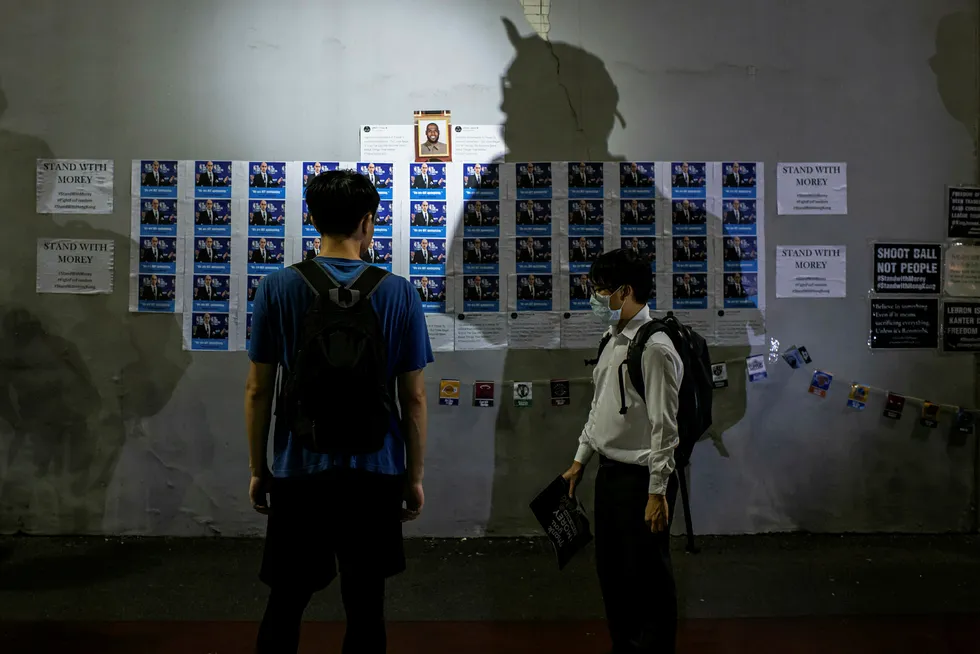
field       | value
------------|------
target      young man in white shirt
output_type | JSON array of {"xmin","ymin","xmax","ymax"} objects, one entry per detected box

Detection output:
[{"xmin": 563, "ymin": 248, "xmax": 683, "ymax": 654}]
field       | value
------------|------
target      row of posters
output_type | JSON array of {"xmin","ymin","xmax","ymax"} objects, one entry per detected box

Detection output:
[{"xmin": 128, "ymin": 157, "xmax": 767, "ymax": 351}]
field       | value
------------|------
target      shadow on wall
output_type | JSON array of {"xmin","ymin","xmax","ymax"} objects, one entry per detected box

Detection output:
[
  {"xmin": 929, "ymin": 11, "xmax": 980, "ymax": 152},
  {"xmin": 0, "ymin": 79, "xmax": 190, "ymax": 535},
  {"xmin": 480, "ymin": 19, "xmax": 754, "ymax": 535}
]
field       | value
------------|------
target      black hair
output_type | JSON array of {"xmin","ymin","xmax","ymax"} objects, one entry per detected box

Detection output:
[
  {"xmin": 588, "ymin": 248, "xmax": 652, "ymax": 303},
  {"xmin": 305, "ymin": 169, "xmax": 380, "ymax": 237}
]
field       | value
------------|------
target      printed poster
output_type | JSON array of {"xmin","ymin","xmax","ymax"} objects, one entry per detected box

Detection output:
[
  {"xmin": 36, "ymin": 159, "xmax": 114, "ymax": 214},
  {"xmin": 775, "ymin": 246, "xmax": 846, "ymax": 298},
  {"xmin": 776, "ymin": 163, "xmax": 847, "ymax": 215}
]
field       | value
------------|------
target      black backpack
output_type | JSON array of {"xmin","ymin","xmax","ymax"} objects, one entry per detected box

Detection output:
[
  {"xmin": 587, "ymin": 313, "xmax": 713, "ymax": 552},
  {"xmin": 275, "ymin": 259, "xmax": 393, "ymax": 455}
]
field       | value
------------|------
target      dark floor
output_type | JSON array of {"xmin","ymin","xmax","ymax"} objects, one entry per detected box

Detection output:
[{"xmin": 1, "ymin": 534, "xmax": 979, "ymax": 652}]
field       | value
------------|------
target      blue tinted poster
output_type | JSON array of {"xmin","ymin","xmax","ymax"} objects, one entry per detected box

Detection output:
[
  {"xmin": 463, "ymin": 200, "xmax": 499, "ymax": 237},
  {"xmin": 193, "ymin": 198, "xmax": 231, "ymax": 236},
  {"xmin": 671, "ymin": 199, "xmax": 707, "ymax": 236},
  {"xmin": 670, "ymin": 162, "xmax": 706, "ymax": 199},
  {"xmin": 721, "ymin": 199, "xmax": 757, "ymax": 236},
  {"xmin": 620, "ymin": 198, "xmax": 655, "ymax": 236},
  {"xmin": 672, "ymin": 236, "xmax": 707, "ymax": 273},
  {"xmin": 568, "ymin": 236, "xmax": 603, "ymax": 274},
  {"xmin": 464, "ymin": 275, "xmax": 499, "ymax": 312},
  {"xmin": 409, "ymin": 200, "xmax": 446, "ymax": 237},
  {"xmin": 139, "ymin": 235, "xmax": 178, "ymax": 274},
  {"xmin": 137, "ymin": 273, "xmax": 177, "ymax": 312},
  {"xmin": 138, "ymin": 198, "xmax": 178, "ymax": 236},
  {"xmin": 193, "ymin": 160, "xmax": 231, "ymax": 198},
  {"xmin": 409, "ymin": 162, "xmax": 446, "ymax": 200},
  {"xmin": 357, "ymin": 162, "xmax": 393, "ymax": 200},
  {"xmin": 722, "ymin": 236, "xmax": 759, "ymax": 273},
  {"xmin": 247, "ymin": 275, "xmax": 265, "ymax": 313},
  {"xmin": 515, "ymin": 200, "xmax": 552, "ymax": 236},
  {"xmin": 412, "ymin": 275, "xmax": 446, "ymax": 313},
  {"xmin": 569, "ymin": 273, "xmax": 591, "ymax": 311},
  {"xmin": 515, "ymin": 236, "xmax": 552, "ymax": 274},
  {"xmin": 463, "ymin": 163, "xmax": 499, "ymax": 200},
  {"xmin": 138, "ymin": 160, "xmax": 178, "ymax": 198},
  {"xmin": 248, "ymin": 161, "xmax": 286, "ymax": 199},
  {"xmin": 362, "ymin": 237, "xmax": 393, "ymax": 272},
  {"xmin": 516, "ymin": 162, "xmax": 552, "ymax": 199},
  {"xmin": 463, "ymin": 238, "xmax": 499, "ymax": 274},
  {"xmin": 302, "ymin": 161, "xmax": 339, "ymax": 190},
  {"xmin": 245, "ymin": 313, "xmax": 253, "ymax": 351},
  {"xmin": 301, "ymin": 236, "xmax": 320, "ymax": 261},
  {"xmin": 247, "ymin": 199, "xmax": 286, "ymax": 237},
  {"xmin": 568, "ymin": 199, "xmax": 603, "ymax": 236},
  {"xmin": 567, "ymin": 161, "xmax": 603, "ymax": 198},
  {"xmin": 620, "ymin": 162, "xmax": 656, "ymax": 198},
  {"xmin": 373, "ymin": 200, "xmax": 393, "ymax": 237},
  {"xmin": 622, "ymin": 236, "xmax": 656, "ymax": 267},
  {"xmin": 673, "ymin": 273, "xmax": 708, "ymax": 310},
  {"xmin": 192, "ymin": 274, "xmax": 230, "ymax": 313},
  {"xmin": 722, "ymin": 162, "xmax": 757, "ymax": 199},
  {"xmin": 517, "ymin": 274, "xmax": 552, "ymax": 311},
  {"xmin": 409, "ymin": 238, "xmax": 446, "ymax": 275},
  {"xmin": 723, "ymin": 272, "xmax": 759, "ymax": 308},
  {"xmin": 248, "ymin": 237, "xmax": 285, "ymax": 274},
  {"xmin": 191, "ymin": 312, "xmax": 229, "ymax": 351},
  {"xmin": 193, "ymin": 236, "xmax": 232, "ymax": 274}
]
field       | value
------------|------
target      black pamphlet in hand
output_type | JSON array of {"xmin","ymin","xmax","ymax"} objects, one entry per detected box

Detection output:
[{"xmin": 530, "ymin": 475, "xmax": 593, "ymax": 570}]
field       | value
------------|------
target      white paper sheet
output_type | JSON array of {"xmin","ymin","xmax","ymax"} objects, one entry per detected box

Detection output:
[
  {"xmin": 36, "ymin": 238, "xmax": 114, "ymax": 294},
  {"xmin": 454, "ymin": 313, "xmax": 508, "ymax": 350},
  {"xmin": 775, "ymin": 245, "xmax": 847, "ymax": 298},
  {"xmin": 359, "ymin": 125, "xmax": 414, "ymax": 161},
  {"xmin": 36, "ymin": 159, "xmax": 114, "ymax": 214},
  {"xmin": 451, "ymin": 125, "xmax": 505, "ymax": 163},
  {"xmin": 560, "ymin": 311, "xmax": 606, "ymax": 349},
  {"xmin": 425, "ymin": 313, "xmax": 456, "ymax": 352},
  {"xmin": 777, "ymin": 162, "xmax": 847, "ymax": 215},
  {"xmin": 508, "ymin": 312, "xmax": 561, "ymax": 349}
]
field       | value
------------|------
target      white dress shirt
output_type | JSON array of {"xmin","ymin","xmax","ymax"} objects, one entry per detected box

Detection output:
[{"xmin": 574, "ymin": 305, "xmax": 683, "ymax": 494}]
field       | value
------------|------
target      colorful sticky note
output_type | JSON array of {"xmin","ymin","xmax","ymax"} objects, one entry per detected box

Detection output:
[
  {"xmin": 551, "ymin": 379, "xmax": 570, "ymax": 406},
  {"xmin": 808, "ymin": 370, "xmax": 833, "ymax": 397},
  {"xmin": 920, "ymin": 402, "xmax": 940, "ymax": 428},
  {"xmin": 746, "ymin": 355, "xmax": 767, "ymax": 382},
  {"xmin": 473, "ymin": 381, "xmax": 495, "ymax": 407},
  {"xmin": 438, "ymin": 379, "xmax": 460, "ymax": 406},
  {"xmin": 847, "ymin": 383, "xmax": 869, "ymax": 410},
  {"xmin": 883, "ymin": 393, "xmax": 905, "ymax": 420},
  {"xmin": 514, "ymin": 381, "xmax": 533, "ymax": 407},
  {"xmin": 711, "ymin": 363, "xmax": 729, "ymax": 388}
]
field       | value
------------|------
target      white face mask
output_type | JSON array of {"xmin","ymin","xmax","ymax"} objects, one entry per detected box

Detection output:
[{"xmin": 589, "ymin": 286, "xmax": 623, "ymax": 324}]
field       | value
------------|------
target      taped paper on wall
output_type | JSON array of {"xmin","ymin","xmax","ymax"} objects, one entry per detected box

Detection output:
[
  {"xmin": 777, "ymin": 163, "xmax": 847, "ymax": 215},
  {"xmin": 776, "ymin": 245, "xmax": 846, "ymax": 298},
  {"xmin": 37, "ymin": 238, "xmax": 114, "ymax": 294},
  {"xmin": 36, "ymin": 159, "xmax": 114, "ymax": 214}
]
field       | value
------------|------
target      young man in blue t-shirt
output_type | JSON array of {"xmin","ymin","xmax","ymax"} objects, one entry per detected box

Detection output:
[{"xmin": 246, "ymin": 169, "xmax": 433, "ymax": 654}]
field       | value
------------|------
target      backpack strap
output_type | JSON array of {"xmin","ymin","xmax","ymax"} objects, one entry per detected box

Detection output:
[
  {"xmin": 293, "ymin": 260, "xmax": 389, "ymax": 309},
  {"xmin": 622, "ymin": 319, "xmax": 669, "ymax": 412}
]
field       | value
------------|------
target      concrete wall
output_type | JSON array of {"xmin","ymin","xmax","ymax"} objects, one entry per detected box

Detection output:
[{"xmin": 0, "ymin": 0, "xmax": 976, "ymax": 537}]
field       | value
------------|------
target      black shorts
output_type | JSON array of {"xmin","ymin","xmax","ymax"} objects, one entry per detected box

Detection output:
[{"xmin": 259, "ymin": 467, "xmax": 406, "ymax": 592}]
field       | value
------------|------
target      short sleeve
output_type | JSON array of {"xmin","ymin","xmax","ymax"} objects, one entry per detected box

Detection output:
[
  {"xmin": 247, "ymin": 277, "xmax": 279, "ymax": 364},
  {"xmin": 394, "ymin": 281, "xmax": 434, "ymax": 374}
]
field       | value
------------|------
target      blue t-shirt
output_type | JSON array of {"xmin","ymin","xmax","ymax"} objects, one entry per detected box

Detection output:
[{"xmin": 248, "ymin": 257, "xmax": 434, "ymax": 478}]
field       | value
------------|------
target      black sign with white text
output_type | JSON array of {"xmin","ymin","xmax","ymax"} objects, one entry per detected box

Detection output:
[
  {"xmin": 873, "ymin": 243, "xmax": 941, "ymax": 294},
  {"xmin": 870, "ymin": 298, "xmax": 939, "ymax": 349},
  {"xmin": 947, "ymin": 186, "xmax": 980, "ymax": 238},
  {"xmin": 942, "ymin": 301, "xmax": 980, "ymax": 352}
]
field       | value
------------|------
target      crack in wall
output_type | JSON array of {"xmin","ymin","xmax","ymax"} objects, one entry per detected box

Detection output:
[{"xmin": 544, "ymin": 40, "xmax": 589, "ymax": 157}]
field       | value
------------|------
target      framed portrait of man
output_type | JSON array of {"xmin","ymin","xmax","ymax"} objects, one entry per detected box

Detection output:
[{"xmin": 414, "ymin": 110, "xmax": 452, "ymax": 162}]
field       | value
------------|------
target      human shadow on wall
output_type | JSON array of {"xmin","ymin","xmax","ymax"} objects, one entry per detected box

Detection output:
[
  {"xmin": 480, "ymin": 19, "xmax": 753, "ymax": 536},
  {"xmin": 0, "ymin": 79, "xmax": 190, "ymax": 536},
  {"xmin": 929, "ymin": 10, "xmax": 979, "ymax": 152}
]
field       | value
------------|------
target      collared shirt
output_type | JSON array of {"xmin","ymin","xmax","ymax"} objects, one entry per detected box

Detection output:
[{"xmin": 574, "ymin": 305, "xmax": 683, "ymax": 494}]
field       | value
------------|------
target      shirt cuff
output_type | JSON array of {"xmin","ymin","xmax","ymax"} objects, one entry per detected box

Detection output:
[
  {"xmin": 574, "ymin": 442, "xmax": 595, "ymax": 466},
  {"xmin": 648, "ymin": 472, "xmax": 669, "ymax": 495}
]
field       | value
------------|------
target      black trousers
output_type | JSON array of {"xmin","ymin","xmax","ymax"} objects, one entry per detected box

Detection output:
[
  {"xmin": 255, "ymin": 468, "xmax": 404, "ymax": 654},
  {"xmin": 595, "ymin": 456, "xmax": 677, "ymax": 653}
]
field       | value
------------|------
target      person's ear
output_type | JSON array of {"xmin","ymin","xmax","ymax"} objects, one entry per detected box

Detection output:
[{"xmin": 361, "ymin": 212, "xmax": 374, "ymax": 233}]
